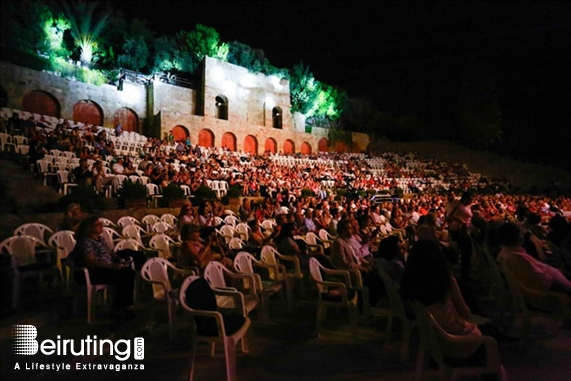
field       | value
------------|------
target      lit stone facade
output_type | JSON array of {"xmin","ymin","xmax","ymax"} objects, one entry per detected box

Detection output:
[{"xmin": 0, "ymin": 58, "xmax": 369, "ymax": 154}]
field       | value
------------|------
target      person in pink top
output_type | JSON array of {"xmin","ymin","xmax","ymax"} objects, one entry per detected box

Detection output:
[{"xmin": 497, "ymin": 222, "xmax": 571, "ymax": 295}]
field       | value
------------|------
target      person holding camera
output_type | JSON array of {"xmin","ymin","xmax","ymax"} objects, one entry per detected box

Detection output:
[{"xmin": 179, "ymin": 223, "xmax": 232, "ymax": 272}]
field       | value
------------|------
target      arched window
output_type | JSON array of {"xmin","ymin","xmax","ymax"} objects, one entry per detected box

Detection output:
[
  {"xmin": 300, "ymin": 142, "xmax": 312, "ymax": 155},
  {"xmin": 283, "ymin": 139, "xmax": 295, "ymax": 154},
  {"xmin": 198, "ymin": 129, "xmax": 215, "ymax": 147},
  {"xmin": 272, "ymin": 107, "xmax": 282, "ymax": 129},
  {"xmin": 264, "ymin": 138, "xmax": 277, "ymax": 154},
  {"xmin": 171, "ymin": 125, "xmax": 190, "ymax": 142},
  {"xmin": 113, "ymin": 107, "xmax": 139, "ymax": 133},
  {"xmin": 72, "ymin": 100, "xmax": 103, "ymax": 125},
  {"xmin": 222, "ymin": 132, "xmax": 236, "ymax": 151},
  {"xmin": 215, "ymin": 95, "xmax": 228, "ymax": 120},
  {"xmin": 244, "ymin": 135, "xmax": 258, "ymax": 155},
  {"xmin": 318, "ymin": 138, "xmax": 329, "ymax": 152},
  {"xmin": 23, "ymin": 90, "xmax": 60, "ymax": 118}
]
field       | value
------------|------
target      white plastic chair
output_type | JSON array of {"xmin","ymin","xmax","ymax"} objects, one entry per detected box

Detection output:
[
  {"xmin": 149, "ymin": 233, "xmax": 177, "ymax": 260},
  {"xmin": 203, "ymin": 261, "xmax": 262, "ymax": 324},
  {"xmin": 260, "ymin": 245, "xmax": 303, "ymax": 299},
  {"xmin": 47, "ymin": 230, "xmax": 76, "ymax": 291},
  {"xmin": 217, "ymin": 225, "xmax": 236, "ymax": 244},
  {"xmin": 14, "ymin": 223, "xmax": 55, "ymax": 245},
  {"xmin": 308, "ymin": 257, "xmax": 359, "ymax": 337},
  {"xmin": 117, "ymin": 215, "xmax": 142, "ymax": 229},
  {"xmin": 233, "ymin": 251, "xmax": 289, "ymax": 324},
  {"xmin": 101, "ymin": 227, "xmax": 124, "ymax": 250},
  {"xmin": 99, "ymin": 218, "xmax": 118, "ymax": 229},
  {"xmin": 227, "ymin": 237, "xmax": 245, "ymax": 251},
  {"xmin": 56, "ymin": 169, "xmax": 78, "ymax": 195},
  {"xmin": 66, "ymin": 261, "xmax": 112, "ymax": 324},
  {"xmin": 224, "ymin": 214, "xmax": 240, "ymax": 227},
  {"xmin": 151, "ymin": 221, "xmax": 172, "ymax": 234},
  {"xmin": 305, "ymin": 232, "xmax": 326, "ymax": 255},
  {"xmin": 410, "ymin": 300, "xmax": 506, "ymax": 381},
  {"xmin": 141, "ymin": 257, "xmax": 196, "ymax": 340},
  {"xmin": 179, "ymin": 276, "xmax": 251, "ymax": 381},
  {"xmin": 142, "ymin": 214, "xmax": 161, "ymax": 233},
  {"xmin": 234, "ymin": 222, "xmax": 251, "ymax": 241},
  {"xmin": 377, "ymin": 267, "xmax": 417, "ymax": 362},
  {"xmin": 122, "ymin": 225, "xmax": 149, "ymax": 247},
  {"xmin": 160, "ymin": 213, "xmax": 179, "ymax": 229},
  {"xmin": 146, "ymin": 183, "xmax": 163, "ymax": 207},
  {"xmin": 0, "ymin": 235, "xmax": 60, "ymax": 308}
]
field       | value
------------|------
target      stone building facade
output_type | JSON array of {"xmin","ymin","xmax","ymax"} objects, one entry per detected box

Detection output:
[{"xmin": 0, "ymin": 57, "xmax": 369, "ymax": 154}]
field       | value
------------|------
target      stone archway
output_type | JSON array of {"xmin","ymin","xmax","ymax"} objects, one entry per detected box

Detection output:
[
  {"xmin": 334, "ymin": 141, "xmax": 347, "ymax": 153},
  {"xmin": 318, "ymin": 137, "xmax": 329, "ymax": 152},
  {"xmin": 222, "ymin": 132, "xmax": 237, "ymax": 151},
  {"xmin": 198, "ymin": 129, "xmax": 215, "ymax": 147},
  {"xmin": 171, "ymin": 125, "xmax": 189, "ymax": 142},
  {"xmin": 244, "ymin": 135, "xmax": 258, "ymax": 155},
  {"xmin": 264, "ymin": 137, "xmax": 277, "ymax": 153},
  {"xmin": 300, "ymin": 142, "xmax": 312, "ymax": 155},
  {"xmin": 72, "ymin": 100, "xmax": 103, "ymax": 125},
  {"xmin": 283, "ymin": 139, "xmax": 295, "ymax": 154},
  {"xmin": 113, "ymin": 107, "xmax": 139, "ymax": 133},
  {"xmin": 22, "ymin": 90, "xmax": 60, "ymax": 118}
]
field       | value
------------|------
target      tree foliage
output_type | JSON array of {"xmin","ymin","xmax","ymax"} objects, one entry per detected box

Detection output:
[
  {"xmin": 289, "ymin": 61, "xmax": 321, "ymax": 115},
  {"xmin": 117, "ymin": 35, "xmax": 149, "ymax": 72},
  {"xmin": 54, "ymin": 0, "xmax": 111, "ymax": 65},
  {"xmin": 176, "ymin": 24, "xmax": 228, "ymax": 74},
  {"xmin": 1, "ymin": 1, "xmax": 54, "ymax": 55}
]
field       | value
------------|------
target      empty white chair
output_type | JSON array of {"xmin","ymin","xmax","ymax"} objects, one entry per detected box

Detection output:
[
  {"xmin": 148, "ymin": 233, "xmax": 177, "ymax": 260},
  {"xmin": 146, "ymin": 183, "xmax": 163, "ymax": 207},
  {"xmin": 160, "ymin": 213, "xmax": 179, "ymax": 229},
  {"xmin": 233, "ymin": 251, "xmax": 289, "ymax": 324},
  {"xmin": 48, "ymin": 230, "xmax": 76, "ymax": 291},
  {"xmin": 141, "ymin": 257, "xmax": 196, "ymax": 340},
  {"xmin": 14, "ymin": 223, "xmax": 54, "ymax": 245}
]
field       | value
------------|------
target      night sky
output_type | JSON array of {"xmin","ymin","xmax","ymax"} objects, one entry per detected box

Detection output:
[{"xmin": 112, "ymin": 1, "xmax": 570, "ymax": 142}]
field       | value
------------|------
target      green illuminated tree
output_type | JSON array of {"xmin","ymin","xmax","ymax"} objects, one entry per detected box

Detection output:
[
  {"xmin": 55, "ymin": 0, "xmax": 111, "ymax": 66},
  {"xmin": 1, "ymin": 0, "xmax": 54, "ymax": 55},
  {"xmin": 289, "ymin": 61, "xmax": 321, "ymax": 115},
  {"xmin": 117, "ymin": 35, "xmax": 149, "ymax": 72},
  {"xmin": 227, "ymin": 41, "xmax": 272, "ymax": 74},
  {"xmin": 176, "ymin": 24, "xmax": 228, "ymax": 74}
]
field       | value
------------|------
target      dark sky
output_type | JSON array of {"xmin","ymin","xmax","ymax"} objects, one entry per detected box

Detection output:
[{"xmin": 112, "ymin": 1, "xmax": 571, "ymax": 133}]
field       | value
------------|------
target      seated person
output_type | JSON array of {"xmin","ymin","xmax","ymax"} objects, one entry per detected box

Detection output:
[
  {"xmin": 59, "ymin": 203, "xmax": 84, "ymax": 231},
  {"xmin": 247, "ymin": 219, "xmax": 276, "ymax": 255},
  {"xmin": 375, "ymin": 235, "xmax": 406, "ymax": 284},
  {"xmin": 330, "ymin": 219, "xmax": 385, "ymax": 309},
  {"xmin": 497, "ymin": 222, "xmax": 571, "ymax": 296},
  {"xmin": 71, "ymin": 216, "xmax": 138, "ymax": 319},
  {"xmin": 400, "ymin": 239, "xmax": 481, "ymax": 336},
  {"xmin": 178, "ymin": 224, "xmax": 232, "ymax": 271}
]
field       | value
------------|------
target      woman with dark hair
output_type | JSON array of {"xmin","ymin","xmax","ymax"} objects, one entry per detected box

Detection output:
[
  {"xmin": 275, "ymin": 222, "xmax": 309, "ymax": 269},
  {"xmin": 376, "ymin": 235, "xmax": 406, "ymax": 284},
  {"xmin": 401, "ymin": 239, "xmax": 481, "ymax": 336},
  {"xmin": 72, "ymin": 216, "xmax": 137, "ymax": 319},
  {"xmin": 178, "ymin": 223, "xmax": 231, "ymax": 271}
]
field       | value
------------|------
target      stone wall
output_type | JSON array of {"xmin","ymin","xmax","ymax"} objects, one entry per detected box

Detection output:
[{"xmin": 0, "ymin": 60, "xmax": 365, "ymax": 154}]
